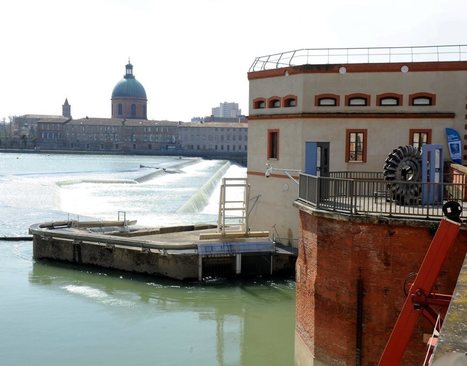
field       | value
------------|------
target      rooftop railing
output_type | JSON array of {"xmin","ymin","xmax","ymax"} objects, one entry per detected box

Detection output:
[
  {"xmin": 298, "ymin": 173, "xmax": 466, "ymax": 221},
  {"xmin": 249, "ymin": 45, "xmax": 467, "ymax": 72}
]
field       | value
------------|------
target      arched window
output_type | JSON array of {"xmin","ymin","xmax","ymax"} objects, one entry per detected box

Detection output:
[
  {"xmin": 409, "ymin": 93, "xmax": 436, "ymax": 106},
  {"xmin": 253, "ymin": 98, "xmax": 266, "ymax": 109},
  {"xmin": 377, "ymin": 93, "xmax": 403, "ymax": 106},
  {"xmin": 268, "ymin": 97, "xmax": 281, "ymax": 108},
  {"xmin": 283, "ymin": 95, "xmax": 297, "ymax": 107},
  {"xmin": 315, "ymin": 94, "xmax": 340, "ymax": 106},
  {"xmin": 345, "ymin": 93, "xmax": 370, "ymax": 106}
]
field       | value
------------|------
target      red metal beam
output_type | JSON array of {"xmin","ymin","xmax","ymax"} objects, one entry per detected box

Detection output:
[{"xmin": 378, "ymin": 218, "xmax": 460, "ymax": 365}]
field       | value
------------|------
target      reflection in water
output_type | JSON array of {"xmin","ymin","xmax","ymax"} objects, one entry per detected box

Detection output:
[
  {"xmin": 1, "ymin": 154, "xmax": 295, "ymax": 366},
  {"xmin": 29, "ymin": 261, "xmax": 295, "ymax": 366}
]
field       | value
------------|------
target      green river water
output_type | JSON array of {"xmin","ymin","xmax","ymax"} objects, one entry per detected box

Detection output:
[{"xmin": 0, "ymin": 153, "xmax": 295, "ymax": 366}]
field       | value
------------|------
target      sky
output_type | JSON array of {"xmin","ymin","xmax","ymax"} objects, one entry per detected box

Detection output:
[{"xmin": 1, "ymin": 0, "xmax": 466, "ymax": 122}]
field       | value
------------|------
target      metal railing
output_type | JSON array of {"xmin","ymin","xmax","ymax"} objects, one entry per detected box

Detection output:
[
  {"xmin": 298, "ymin": 173, "xmax": 466, "ymax": 220},
  {"xmin": 249, "ymin": 45, "xmax": 467, "ymax": 72}
]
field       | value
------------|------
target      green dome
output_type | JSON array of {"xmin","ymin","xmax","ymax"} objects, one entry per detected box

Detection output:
[
  {"xmin": 112, "ymin": 78, "xmax": 147, "ymax": 99},
  {"xmin": 111, "ymin": 62, "xmax": 147, "ymax": 99}
]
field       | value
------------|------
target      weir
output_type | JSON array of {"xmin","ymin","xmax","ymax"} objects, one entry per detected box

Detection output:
[{"xmin": 177, "ymin": 161, "xmax": 231, "ymax": 213}]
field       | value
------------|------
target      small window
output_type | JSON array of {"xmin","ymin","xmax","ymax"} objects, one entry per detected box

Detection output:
[
  {"xmin": 412, "ymin": 97, "xmax": 431, "ymax": 105},
  {"xmin": 345, "ymin": 93, "xmax": 370, "ymax": 106},
  {"xmin": 318, "ymin": 98, "xmax": 337, "ymax": 106},
  {"xmin": 348, "ymin": 97, "xmax": 367, "ymax": 106},
  {"xmin": 315, "ymin": 94, "xmax": 339, "ymax": 107},
  {"xmin": 410, "ymin": 129, "xmax": 432, "ymax": 150},
  {"xmin": 268, "ymin": 129, "xmax": 279, "ymax": 159},
  {"xmin": 284, "ymin": 96, "xmax": 297, "ymax": 107},
  {"xmin": 377, "ymin": 93, "xmax": 402, "ymax": 106},
  {"xmin": 131, "ymin": 104, "xmax": 136, "ymax": 116},
  {"xmin": 268, "ymin": 98, "xmax": 281, "ymax": 108},
  {"xmin": 380, "ymin": 97, "xmax": 399, "ymax": 106},
  {"xmin": 409, "ymin": 93, "xmax": 435, "ymax": 106},
  {"xmin": 254, "ymin": 98, "xmax": 266, "ymax": 109},
  {"xmin": 118, "ymin": 104, "xmax": 123, "ymax": 115},
  {"xmin": 346, "ymin": 129, "xmax": 367, "ymax": 162}
]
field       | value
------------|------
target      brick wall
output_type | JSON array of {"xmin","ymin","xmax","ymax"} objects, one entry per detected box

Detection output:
[{"xmin": 296, "ymin": 211, "xmax": 466, "ymax": 365}]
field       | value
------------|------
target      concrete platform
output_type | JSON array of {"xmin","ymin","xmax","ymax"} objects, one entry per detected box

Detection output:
[{"xmin": 30, "ymin": 220, "xmax": 296, "ymax": 281}]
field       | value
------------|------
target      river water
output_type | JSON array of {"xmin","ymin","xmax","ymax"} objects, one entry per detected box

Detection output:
[{"xmin": 0, "ymin": 153, "xmax": 295, "ymax": 366}]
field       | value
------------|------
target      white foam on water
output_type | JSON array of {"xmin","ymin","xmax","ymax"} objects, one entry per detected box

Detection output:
[{"xmin": 62, "ymin": 284, "xmax": 135, "ymax": 307}]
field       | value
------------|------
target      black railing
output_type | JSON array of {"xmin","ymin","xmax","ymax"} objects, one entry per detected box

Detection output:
[{"xmin": 298, "ymin": 173, "xmax": 466, "ymax": 220}]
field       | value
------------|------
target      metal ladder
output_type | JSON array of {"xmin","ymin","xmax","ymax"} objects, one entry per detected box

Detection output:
[{"xmin": 217, "ymin": 178, "xmax": 250, "ymax": 236}]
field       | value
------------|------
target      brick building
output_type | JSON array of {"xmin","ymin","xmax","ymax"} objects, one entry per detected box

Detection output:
[
  {"xmin": 12, "ymin": 61, "xmax": 248, "ymax": 164},
  {"xmin": 36, "ymin": 117, "xmax": 247, "ymax": 163},
  {"xmin": 246, "ymin": 45, "xmax": 467, "ymax": 365}
]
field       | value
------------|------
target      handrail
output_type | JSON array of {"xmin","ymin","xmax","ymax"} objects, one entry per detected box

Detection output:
[
  {"xmin": 249, "ymin": 44, "xmax": 467, "ymax": 72},
  {"xmin": 298, "ymin": 173, "xmax": 466, "ymax": 220}
]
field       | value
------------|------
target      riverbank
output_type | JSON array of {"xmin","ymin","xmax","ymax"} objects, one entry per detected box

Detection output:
[{"xmin": 0, "ymin": 147, "xmax": 247, "ymax": 166}]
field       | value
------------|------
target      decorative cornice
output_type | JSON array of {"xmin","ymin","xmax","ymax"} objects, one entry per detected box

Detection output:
[
  {"xmin": 248, "ymin": 61, "xmax": 467, "ymax": 80},
  {"xmin": 248, "ymin": 112, "xmax": 456, "ymax": 120}
]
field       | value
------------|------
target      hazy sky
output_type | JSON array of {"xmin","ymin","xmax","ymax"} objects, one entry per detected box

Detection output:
[{"xmin": 1, "ymin": 0, "xmax": 466, "ymax": 122}]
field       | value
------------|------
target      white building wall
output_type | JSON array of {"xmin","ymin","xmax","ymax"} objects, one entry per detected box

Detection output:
[{"xmin": 247, "ymin": 62, "xmax": 467, "ymax": 246}]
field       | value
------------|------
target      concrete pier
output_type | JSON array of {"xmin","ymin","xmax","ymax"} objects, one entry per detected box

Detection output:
[{"xmin": 30, "ymin": 220, "xmax": 296, "ymax": 281}]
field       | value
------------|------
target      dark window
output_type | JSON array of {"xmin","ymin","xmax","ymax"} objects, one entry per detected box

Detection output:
[
  {"xmin": 118, "ymin": 104, "xmax": 123, "ymax": 115},
  {"xmin": 268, "ymin": 129, "xmax": 279, "ymax": 159},
  {"xmin": 284, "ymin": 98, "xmax": 297, "ymax": 107},
  {"xmin": 131, "ymin": 104, "xmax": 136, "ymax": 116},
  {"xmin": 254, "ymin": 99, "xmax": 266, "ymax": 109},
  {"xmin": 269, "ymin": 99, "xmax": 281, "ymax": 108}
]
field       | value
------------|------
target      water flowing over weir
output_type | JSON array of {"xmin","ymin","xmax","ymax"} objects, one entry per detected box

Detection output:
[
  {"xmin": 0, "ymin": 153, "xmax": 295, "ymax": 366},
  {"xmin": 177, "ymin": 161, "xmax": 231, "ymax": 213}
]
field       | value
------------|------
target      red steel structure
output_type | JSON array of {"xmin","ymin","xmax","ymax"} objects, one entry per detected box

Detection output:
[{"xmin": 378, "ymin": 217, "xmax": 461, "ymax": 365}]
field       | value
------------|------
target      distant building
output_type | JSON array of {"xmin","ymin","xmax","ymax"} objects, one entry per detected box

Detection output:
[
  {"xmin": 212, "ymin": 102, "xmax": 242, "ymax": 118},
  {"xmin": 35, "ymin": 117, "xmax": 247, "ymax": 164},
  {"xmin": 191, "ymin": 102, "xmax": 246, "ymax": 123},
  {"xmin": 9, "ymin": 61, "xmax": 247, "ymax": 164},
  {"xmin": 178, "ymin": 122, "xmax": 248, "ymax": 156},
  {"xmin": 62, "ymin": 99, "xmax": 71, "ymax": 118}
]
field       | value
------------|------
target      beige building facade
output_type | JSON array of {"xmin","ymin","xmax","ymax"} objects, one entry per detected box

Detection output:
[{"xmin": 246, "ymin": 46, "xmax": 467, "ymax": 246}]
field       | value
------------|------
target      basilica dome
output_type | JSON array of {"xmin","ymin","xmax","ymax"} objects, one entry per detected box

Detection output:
[
  {"xmin": 111, "ymin": 63, "xmax": 147, "ymax": 99},
  {"xmin": 111, "ymin": 61, "xmax": 148, "ymax": 119}
]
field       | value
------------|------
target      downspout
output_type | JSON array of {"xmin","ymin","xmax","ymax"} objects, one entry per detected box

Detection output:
[{"xmin": 356, "ymin": 272, "xmax": 364, "ymax": 366}]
